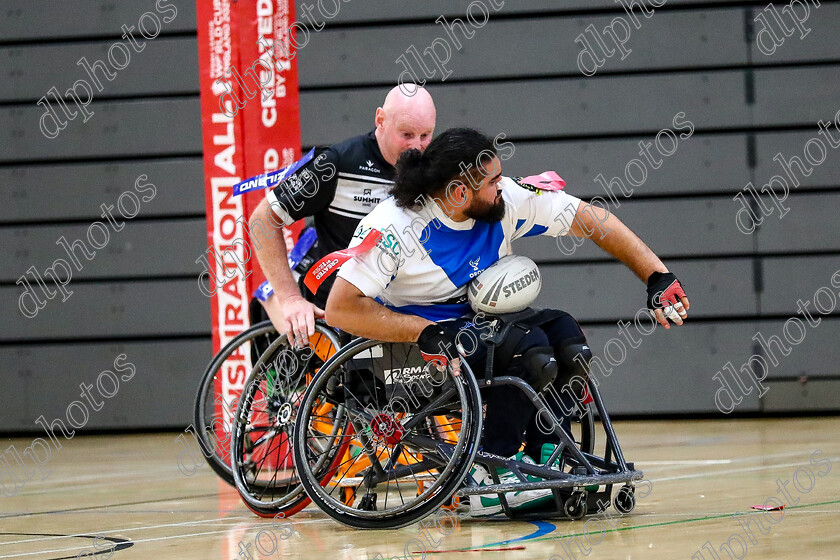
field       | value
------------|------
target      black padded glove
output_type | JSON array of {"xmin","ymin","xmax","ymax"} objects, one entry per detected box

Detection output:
[
  {"xmin": 417, "ymin": 323, "xmax": 463, "ymax": 368},
  {"xmin": 646, "ymin": 272, "xmax": 687, "ymax": 310}
]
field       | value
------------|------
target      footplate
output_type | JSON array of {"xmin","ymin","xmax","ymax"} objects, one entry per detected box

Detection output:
[{"xmin": 456, "ymin": 470, "xmax": 644, "ymax": 497}]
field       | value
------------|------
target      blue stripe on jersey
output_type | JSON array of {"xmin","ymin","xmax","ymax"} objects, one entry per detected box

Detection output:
[
  {"xmin": 523, "ymin": 224, "xmax": 549, "ymax": 237},
  {"xmin": 515, "ymin": 218, "xmax": 548, "ymax": 238},
  {"xmin": 422, "ymin": 219, "xmax": 505, "ymax": 287},
  {"xmin": 390, "ymin": 302, "xmax": 471, "ymax": 322}
]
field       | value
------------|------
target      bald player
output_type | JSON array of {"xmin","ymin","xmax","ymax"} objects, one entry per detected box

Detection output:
[{"xmin": 250, "ymin": 86, "xmax": 437, "ymax": 347}]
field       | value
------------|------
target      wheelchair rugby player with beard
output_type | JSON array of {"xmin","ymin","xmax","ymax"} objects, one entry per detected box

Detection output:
[{"xmin": 324, "ymin": 127, "xmax": 690, "ymax": 519}]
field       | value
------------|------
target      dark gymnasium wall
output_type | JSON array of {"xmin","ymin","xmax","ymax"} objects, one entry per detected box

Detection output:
[{"xmin": 2, "ymin": 0, "xmax": 839, "ymax": 432}]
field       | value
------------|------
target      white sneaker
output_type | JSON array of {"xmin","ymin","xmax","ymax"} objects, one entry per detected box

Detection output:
[{"xmin": 467, "ymin": 453, "xmax": 554, "ymax": 517}]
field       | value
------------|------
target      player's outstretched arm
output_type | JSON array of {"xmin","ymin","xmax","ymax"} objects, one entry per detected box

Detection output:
[
  {"xmin": 251, "ymin": 197, "xmax": 324, "ymax": 346},
  {"xmin": 569, "ymin": 202, "xmax": 690, "ymax": 329}
]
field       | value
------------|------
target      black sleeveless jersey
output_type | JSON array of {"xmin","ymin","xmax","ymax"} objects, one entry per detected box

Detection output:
[{"xmin": 267, "ymin": 130, "xmax": 394, "ymax": 306}]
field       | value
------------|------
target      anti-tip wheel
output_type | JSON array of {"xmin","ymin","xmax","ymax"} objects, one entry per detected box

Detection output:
[
  {"xmin": 614, "ymin": 486, "xmax": 636, "ymax": 514},
  {"xmin": 564, "ymin": 492, "xmax": 587, "ymax": 520}
]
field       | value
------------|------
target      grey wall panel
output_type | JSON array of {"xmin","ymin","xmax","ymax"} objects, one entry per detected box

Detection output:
[
  {"xmin": 1, "ymin": 339, "xmax": 211, "ymax": 432},
  {"xmin": 1, "ymin": 280, "xmax": 210, "ymax": 340},
  {"xmin": 0, "ymin": 159, "xmax": 205, "ymax": 223},
  {"xmin": 300, "ymin": 72, "xmax": 747, "ymax": 145},
  {"xmin": 516, "ymin": 197, "xmax": 754, "ymax": 263},
  {"xmin": 755, "ymin": 192, "xmax": 840, "ymax": 253},
  {"xmin": 754, "ymin": 131, "xmax": 840, "ymax": 189},
  {"xmin": 298, "ymin": 0, "xmax": 747, "ymax": 25},
  {"xmin": 760, "ymin": 256, "xmax": 840, "ymax": 316},
  {"xmin": 505, "ymin": 134, "xmax": 749, "ymax": 197},
  {"xmin": 516, "ymin": 232, "xmax": 606, "ymax": 263},
  {"xmin": 299, "ymin": 10, "xmax": 745, "ymax": 87},
  {"xmin": 2, "ymin": 219, "xmax": 206, "ymax": 282},
  {"xmin": 749, "ymin": 4, "xmax": 840, "ymax": 64},
  {"xmin": 762, "ymin": 379, "xmax": 840, "ymax": 412},
  {"xmin": 587, "ymin": 321, "xmax": 760, "ymax": 414},
  {"xmin": 0, "ymin": 1, "xmax": 196, "ymax": 41},
  {"xmin": 751, "ymin": 318, "xmax": 840, "ymax": 379},
  {"xmin": 534, "ymin": 258, "xmax": 757, "ymax": 321},
  {"xmin": 1, "ymin": 37, "xmax": 199, "ymax": 102},
  {"xmin": 753, "ymin": 67, "xmax": 840, "ymax": 126},
  {"xmin": 0, "ymin": 98, "xmax": 201, "ymax": 162}
]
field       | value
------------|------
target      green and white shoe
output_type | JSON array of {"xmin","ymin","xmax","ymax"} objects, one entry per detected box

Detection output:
[
  {"xmin": 539, "ymin": 443, "xmax": 562, "ymax": 468},
  {"xmin": 539, "ymin": 443, "xmax": 598, "ymax": 492},
  {"xmin": 467, "ymin": 452, "xmax": 554, "ymax": 517}
]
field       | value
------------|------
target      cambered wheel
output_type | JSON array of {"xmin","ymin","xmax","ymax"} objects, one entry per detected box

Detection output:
[
  {"xmin": 294, "ymin": 339, "xmax": 483, "ymax": 529},
  {"xmin": 231, "ymin": 325, "xmax": 341, "ymax": 517},
  {"xmin": 194, "ymin": 321, "xmax": 279, "ymax": 485}
]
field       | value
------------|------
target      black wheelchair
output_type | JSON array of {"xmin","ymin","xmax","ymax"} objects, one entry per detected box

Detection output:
[{"xmin": 291, "ymin": 313, "xmax": 643, "ymax": 529}]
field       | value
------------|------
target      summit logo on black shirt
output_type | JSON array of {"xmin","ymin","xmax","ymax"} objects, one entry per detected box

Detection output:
[{"xmin": 359, "ymin": 160, "xmax": 380, "ymax": 174}]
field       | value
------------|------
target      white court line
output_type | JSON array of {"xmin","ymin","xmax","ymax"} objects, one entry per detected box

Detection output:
[
  {"xmin": 0, "ymin": 516, "xmax": 250, "ymax": 547},
  {"xmin": 649, "ymin": 456, "xmax": 840, "ymax": 483},
  {"xmin": 0, "ymin": 513, "xmax": 331, "ymax": 551},
  {"xmin": 641, "ymin": 460, "xmax": 733, "ymax": 466},
  {"xmin": 0, "ymin": 517, "xmax": 333, "ymax": 559},
  {"xmin": 11, "ymin": 467, "xmax": 194, "ymax": 497},
  {"xmin": 639, "ymin": 448, "xmax": 836, "ymax": 471}
]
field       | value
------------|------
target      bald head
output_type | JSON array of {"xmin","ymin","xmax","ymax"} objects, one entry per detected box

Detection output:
[{"xmin": 375, "ymin": 86, "xmax": 436, "ymax": 166}]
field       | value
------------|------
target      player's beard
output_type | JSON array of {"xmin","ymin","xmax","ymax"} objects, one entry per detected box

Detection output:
[{"xmin": 464, "ymin": 193, "xmax": 505, "ymax": 222}]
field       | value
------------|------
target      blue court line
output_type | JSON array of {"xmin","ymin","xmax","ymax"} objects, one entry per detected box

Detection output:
[{"xmin": 480, "ymin": 520, "xmax": 556, "ymax": 548}]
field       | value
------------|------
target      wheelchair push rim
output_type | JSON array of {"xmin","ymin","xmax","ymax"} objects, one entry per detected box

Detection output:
[
  {"xmin": 231, "ymin": 323, "xmax": 342, "ymax": 517},
  {"xmin": 193, "ymin": 320, "xmax": 279, "ymax": 486},
  {"xmin": 293, "ymin": 338, "xmax": 483, "ymax": 529}
]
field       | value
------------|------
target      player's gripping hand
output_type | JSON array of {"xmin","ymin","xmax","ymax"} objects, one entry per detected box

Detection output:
[
  {"xmin": 646, "ymin": 272, "xmax": 690, "ymax": 329},
  {"xmin": 263, "ymin": 293, "xmax": 325, "ymax": 349},
  {"xmin": 417, "ymin": 323, "xmax": 465, "ymax": 375}
]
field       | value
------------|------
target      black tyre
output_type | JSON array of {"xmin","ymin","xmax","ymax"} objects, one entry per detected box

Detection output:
[
  {"xmin": 231, "ymin": 324, "xmax": 341, "ymax": 517},
  {"xmin": 294, "ymin": 339, "xmax": 483, "ymax": 529},
  {"xmin": 563, "ymin": 492, "xmax": 587, "ymax": 520},
  {"xmin": 193, "ymin": 321, "xmax": 280, "ymax": 485}
]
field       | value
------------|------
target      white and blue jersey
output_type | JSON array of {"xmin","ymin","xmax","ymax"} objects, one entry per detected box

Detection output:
[{"xmin": 336, "ymin": 176, "xmax": 583, "ymax": 321}]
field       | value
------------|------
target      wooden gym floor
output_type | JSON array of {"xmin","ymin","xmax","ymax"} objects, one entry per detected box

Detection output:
[{"xmin": 2, "ymin": 417, "xmax": 838, "ymax": 559}]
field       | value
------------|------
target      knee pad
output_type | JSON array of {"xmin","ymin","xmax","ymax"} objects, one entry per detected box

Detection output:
[
  {"xmin": 520, "ymin": 346, "xmax": 558, "ymax": 393},
  {"xmin": 557, "ymin": 335, "xmax": 592, "ymax": 383}
]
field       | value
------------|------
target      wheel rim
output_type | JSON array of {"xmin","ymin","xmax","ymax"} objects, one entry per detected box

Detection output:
[
  {"xmin": 232, "ymin": 326, "xmax": 341, "ymax": 511},
  {"xmin": 194, "ymin": 321, "xmax": 279, "ymax": 483},
  {"xmin": 295, "ymin": 339, "xmax": 480, "ymax": 520}
]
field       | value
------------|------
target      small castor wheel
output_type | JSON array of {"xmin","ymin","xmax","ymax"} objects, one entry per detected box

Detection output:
[
  {"xmin": 358, "ymin": 493, "xmax": 377, "ymax": 511},
  {"xmin": 614, "ymin": 486, "xmax": 636, "ymax": 514},
  {"xmin": 563, "ymin": 492, "xmax": 587, "ymax": 520}
]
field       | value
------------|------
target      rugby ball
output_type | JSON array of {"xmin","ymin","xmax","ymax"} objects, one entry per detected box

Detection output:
[{"xmin": 468, "ymin": 255, "xmax": 541, "ymax": 314}]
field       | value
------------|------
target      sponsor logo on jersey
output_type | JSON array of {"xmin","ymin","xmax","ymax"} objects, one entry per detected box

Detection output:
[
  {"xmin": 501, "ymin": 268, "xmax": 540, "ymax": 298},
  {"xmin": 468, "ymin": 256, "xmax": 486, "ymax": 278},
  {"xmin": 353, "ymin": 195, "xmax": 382, "ymax": 204},
  {"xmin": 352, "ymin": 188, "xmax": 382, "ymax": 206},
  {"xmin": 352, "ymin": 225, "xmax": 401, "ymax": 258},
  {"xmin": 359, "ymin": 160, "xmax": 381, "ymax": 173},
  {"xmin": 377, "ymin": 232, "xmax": 401, "ymax": 257}
]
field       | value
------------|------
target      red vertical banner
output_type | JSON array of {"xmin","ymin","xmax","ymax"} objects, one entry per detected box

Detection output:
[
  {"xmin": 236, "ymin": 0, "xmax": 302, "ymax": 470},
  {"xmin": 196, "ymin": 0, "xmax": 247, "ymax": 359},
  {"xmin": 195, "ymin": 0, "xmax": 301, "ymax": 478},
  {"xmin": 237, "ymin": 0, "xmax": 302, "ymax": 298}
]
